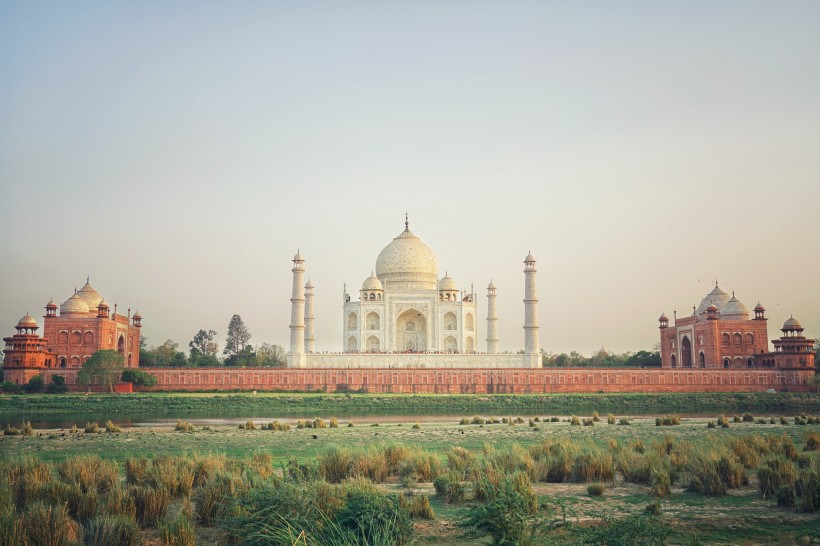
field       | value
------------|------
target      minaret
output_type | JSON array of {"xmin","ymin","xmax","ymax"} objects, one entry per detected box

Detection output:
[
  {"xmin": 304, "ymin": 279, "xmax": 315, "ymax": 353},
  {"xmin": 486, "ymin": 280, "xmax": 499, "ymax": 353},
  {"xmin": 288, "ymin": 250, "xmax": 306, "ymax": 367},
  {"xmin": 523, "ymin": 252, "xmax": 540, "ymax": 362}
]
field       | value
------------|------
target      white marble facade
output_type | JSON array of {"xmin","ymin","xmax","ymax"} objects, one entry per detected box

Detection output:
[{"xmin": 287, "ymin": 217, "xmax": 540, "ymax": 369}]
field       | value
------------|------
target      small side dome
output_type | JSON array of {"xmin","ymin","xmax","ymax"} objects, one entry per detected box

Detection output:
[
  {"xmin": 487, "ymin": 280, "xmax": 496, "ymax": 290},
  {"xmin": 783, "ymin": 316, "xmax": 802, "ymax": 330},
  {"xmin": 721, "ymin": 294, "xmax": 749, "ymax": 318},
  {"xmin": 524, "ymin": 252, "xmax": 536, "ymax": 262},
  {"xmin": 438, "ymin": 273, "xmax": 458, "ymax": 292},
  {"xmin": 133, "ymin": 310, "xmax": 142, "ymax": 319},
  {"xmin": 293, "ymin": 250, "xmax": 304, "ymax": 262},
  {"xmin": 707, "ymin": 304, "xmax": 718, "ymax": 311},
  {"xmin": 17, "ymin": 314, "xmax": 37, "ymax": 329},
  {"xmin": 361, "ymin": 272, "xmax": 383, "ymax": 291},
  {"xmin": 98, "ymin": 299, "xmax": 110, "ymax": 309},
  {"xmin": 45, "ymin": 298, "xmax": 58, "ymax": 310},
  {"xmin": 60, "ymin": 293, "xmax": 90, "ymax": 316},
  {"xmin": 658, "ymin": 312, "xmax": 668, "ymax": 321},
  {"xmin": 754, "ymin": 302, "xmax": 765, "ymax": 311}
]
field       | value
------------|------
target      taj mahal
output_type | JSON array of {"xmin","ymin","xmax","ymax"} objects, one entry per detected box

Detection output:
[{"xmin": 287, "ymin": 216, "xmax": 541, "ymax": 369}]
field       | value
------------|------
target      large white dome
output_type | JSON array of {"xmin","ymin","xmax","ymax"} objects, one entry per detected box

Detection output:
[
  {"xmin": 375, "ymin": 226, "xmax": 438, "ymax": 287},
  {"xmin": 695, "ymin": 284, "xmax": 731, "ymax": 316}
]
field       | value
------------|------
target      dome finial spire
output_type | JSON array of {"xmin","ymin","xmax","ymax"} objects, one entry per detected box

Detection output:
[{"xmin": 405, "ymin": 212, "xmax": 409, "ymax": 231}]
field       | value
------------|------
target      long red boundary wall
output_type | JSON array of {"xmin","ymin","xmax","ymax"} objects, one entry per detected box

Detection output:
[{"xmin": 131, "ymin": 367, "xmax": 815, "ymax": 393}]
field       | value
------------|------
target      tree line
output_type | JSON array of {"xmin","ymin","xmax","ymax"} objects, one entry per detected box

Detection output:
[
  {"xmin": 543, "ymin": 348, "xmax": 662, "ymax": 368},
  {"xmin": 139, "ymin": 314, "xmax": 287, "ymax": 368}
]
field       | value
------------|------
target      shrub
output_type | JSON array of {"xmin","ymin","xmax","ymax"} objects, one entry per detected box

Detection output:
[
  {"xmin": 781, "ymin": 416, "xmax": 788, "ymax": 425},
  {"xmin": 329, "ymin": 417, "xmax": 338, "ymax": 428},
  {"xmin": 335, "ymin": 488, "xmax": 414, "ymax": 546},
  {"xmin": 582, "ymin": 417, "xmax": 595, "ymax": 426},
  {"xmin": 412, "ymin": 422, "xmax": 420, "ymax": 430},
  {"xmin": 3, "ymin": 425, "xmax": 20, "ymax": 436},
  {"xmin": 644, "ymin": 502, "xmax": 660, "ymax": 515},
  {"xmin": 571, "ymin": 415, "xmax": 580, "ymax": 426},
  {"xmin": 85, "ymin": 422, "xmax": 101, "ymax": 434},
  {"xmin": 550, "ymin": 417, "xmax": 560, "ymax": 422},
  {"xmin": 733, "ymin": 415, "xmax": 741, "ymax": 423},
  {"xmin": 46, "ymin": 375, "xmax": 69, "ymax": 394},
  {"xmin": 120, "ymin": 368, "xmax": 158, "ymax": 387},
  {"xmin": 707, "ymin": 422, "xmax": 716, "ymax": 429},
  {"xmin": 592, "ymin": 411, "xmax": 600, "ymax": 422},
  {"xmin": 21, "ymin": 421, "xmax": 33, "ymax": 435},
  {"xmin": 433, "ymin": 474, "xmax": 465, "ymax": 504},
  {"xmin": 587, "ymin": 482, "xmax": 605, "ymax": 496},
  {"xmin": 607, "ymin": 414, "xmax": 616, "ymax": 425},
  {"xmin": 742, "ymin": 413, "xmax": 755, "ymax": 423},
  {"xmin": 618, "ymin": 418, "xmax": 631, "ymax": 426},
  {"xmin": 463, "ymin": 473, "xmax": 539, "ymax": 546},
  {"xmin": 796, "ymin": 466, "xmax": 820, "ymax": 513},
  {"xmin": 85, "ymin": 515, "xmax": 141, "ymax": 546},
  {"xmin": 24, "ymin": 375, "xmax": 45, "ymax": 394},
  {"xmin": 314, "ymin": 418, "xmax": 326, "ymax": 429},
  {"xmin": 124, "ymin": 458, "xmax": 148, "ymax": 486}
]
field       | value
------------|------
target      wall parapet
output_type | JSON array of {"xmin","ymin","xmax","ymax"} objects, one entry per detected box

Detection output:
[{"xmin": 137, "ymin": 367, "xmax": 815, "ymax": 393}]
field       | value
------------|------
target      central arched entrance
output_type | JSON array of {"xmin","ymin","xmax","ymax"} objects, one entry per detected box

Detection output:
[
  {"xmin": 681, "ymin": 336, "xmax": 692, "ymax": 367},
  {"xmin": 396, "ymin": 309, "xmax": 426, "ymax": 352}
]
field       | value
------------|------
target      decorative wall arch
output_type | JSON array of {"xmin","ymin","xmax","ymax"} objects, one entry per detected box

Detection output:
[
  {"xmin": 70, "ymin": 331, "xmax": 81, "ymax": 345},
  {"xmin": 745, "ymin": 333, "xmax": 754, "ymax": 345},
  {"xmin": 443, "ymin": 312, "xmax": 457, "ymax": 331},
  {"xmin": 83, "ymin": 331, "xmax": 95, "ymax": 346},
  {"xmin": 58, "ymin": 331, "xmax": 68, "ymax": 344},
  {"xmin": 366, "ymin": 336, "xmax": 380, "ymax": 352},
  {"xmin": 465, "ymin": 336, "xmax": 475, "ymax": 353},
  {"xmin": 723, "ymin": 358, "xmax": 730, "ymax": 368},
  {"xmin": 347, "ymin": 313, "xmax": 358, "ymax": 331},
  {"xmin": 465, "ymin": 313, "xmax": 475, "ymax": 331},
  {"xmin": 366, "ymin": 312, "xmax": 380, "ymax": 330},
  {"xmin": 733, "ymin": 356, "xmax": 743, "ymax": 368},
  {"xmin": 348, "ymin": 337, "xmax": 358, "ymax": 352},
  {"xmin": 721, "ymin": 333, "xmax": 730, "ymax": 346},
  {"xmin": 699, "ymin": 351, "xmax": 705, "ymax": 368},
  {"xmin": 671, "ymin": 354, "xmax": 677, "ymax": 368},
  {"xmin": 733, "ymin": 333, "xmax": 742, "ymax": 346},
  {"xmin": 117, "ymin": 335, "xmax": 125, "ymax": 355}
]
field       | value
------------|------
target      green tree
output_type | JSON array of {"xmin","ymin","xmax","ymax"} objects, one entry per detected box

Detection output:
[
  {"xmin": 77, "ymin": 350, "xmax": 125, "ymax": 392},
  {"xmin": 225, "ymin": 345, "xmax": 256, "ymax": 367},
  {"xmin": 255, "ymin": 343, "xmax": 286, "ymax": 367},
  {"xmin": 625, "ymin": 350, "xmax": 662, "ymax": 368},
  {"xmin": 45, "ymin": 375, "xmax": 68, "ymax": 394},
  {"xmin": 190, "ymin": 329, "xmax": 220, "ymax": 366},
  {"xmin": 121, "ymin": 368, "xmax": 158, "ymax": 387},
  {"xmin": 24, "ymin": 374, "xmax": 45, "ymax": 393},
  {"xmin": 224, "ymin": 315, "xmax": 251, "ymax": 358}
]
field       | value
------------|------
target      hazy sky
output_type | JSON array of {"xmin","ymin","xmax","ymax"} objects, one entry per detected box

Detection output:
[{"xmin": 2, "ymin": 2, "xmax": 819, "ymax": 356}]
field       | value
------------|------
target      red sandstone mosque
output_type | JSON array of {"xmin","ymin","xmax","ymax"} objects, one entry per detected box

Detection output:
[
  {"xmin": 2, "ymin": 279, "xmax": 141, "ymax": 385},
  {"xmin": 658, "ymin": 282, "xmax": 815, "ymax": 371}
]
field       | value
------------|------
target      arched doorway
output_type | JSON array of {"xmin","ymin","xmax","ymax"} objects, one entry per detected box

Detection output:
[
  {"xmin": 396, "ymin": 309, "xmax": 426, "ymax": 352},
  {"xmin": 117, "ymin": 335, "xmax": 125, "ymax": 355},
  {"xmin": 671, "ymin": 354, "xmax": 677, "ymax": 368},
  {"xmin": 681, "ymin": 336, "xmax": 692, "ymax": 367},
  {"xmin": 699, "ymin": 352, "xmax": 705, "ymax": 368}
]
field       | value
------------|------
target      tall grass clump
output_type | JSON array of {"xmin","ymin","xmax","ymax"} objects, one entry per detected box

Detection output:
[
  {"xmin": 105, "ymin": 420, "xmax": 122, "ymax": 433},
  {"xmin": 758, "ymin": 458, "xmax": 797, "ymax": 498},
  {"xmin": 175, "ymin": 420, "xmax": 195, "ymax": 432},
  {"xmin": 433, "ymin": 474, "xmax": 465, "ymax": 504},
  {"xmin": 21, "ymin": 501, "xmax": 81, "ymax": 546},
  {"xmin": 160, "ymin": 514, "xmax": 196, "ymax": 546},
  {"xmin": 84, "ymin": 422, "xmax": 101, "ymax": 433},
  {"xmin": 59, "ymin": 455, "xmax": 118, "ymax": 495},
  {"xmin": 607, "ymin": 414, "xmax": 616, "ymax": 425},
  {"xmin": 587, "ymin": 483, "xmax": 605, "ymax": 496},
  {"xmin": 572, "ymin": 451, "xmax": 614, "ymax": 483},
  {"xmin": 399, "ymin": 493, "xmax": 435, "ymax": 520},
  {"xmin": 804, "ymin": 431, "xmax": 820, "ymax": 451},
  {"xmin": 130, "ymin": 486, "xmax": 170, "ymax": 526},
  {"xmin": 85, "ymin": 515, "xmax": 141, "ymax": 546}
]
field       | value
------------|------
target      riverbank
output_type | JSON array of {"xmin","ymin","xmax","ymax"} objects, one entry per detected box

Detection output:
[{"xmin": 1, "ymin": 391, "xmax": 818, "ymax": 418}]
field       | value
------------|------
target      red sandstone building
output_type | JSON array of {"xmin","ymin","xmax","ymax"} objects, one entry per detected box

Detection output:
[
  {"xmin": 3, "ymin": 279, "xmax": 141, "ymax": 385},
  {"xmin": 659, "ymin": 282, "xmax": 814, "ymax": 371}
]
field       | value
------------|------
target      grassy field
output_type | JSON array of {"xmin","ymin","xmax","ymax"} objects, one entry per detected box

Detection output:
[
  {"xmin": 2, "ymin": 391, "xmax": 819, "ymax": 418},
  {"xmin": 2, "ymin": 410, "xmax": 819, "ymax": 545}
]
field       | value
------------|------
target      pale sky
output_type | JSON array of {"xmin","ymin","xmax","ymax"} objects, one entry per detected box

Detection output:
[{"xmin": 2, "ymin": 2, "xmax": 819, "ymax": 356}]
